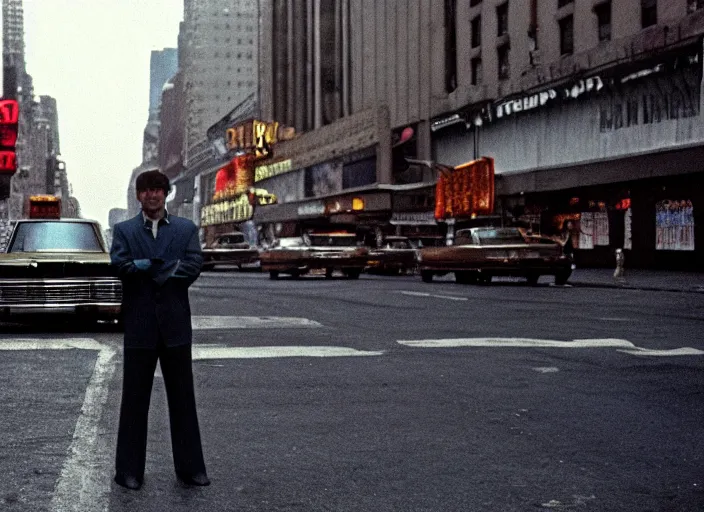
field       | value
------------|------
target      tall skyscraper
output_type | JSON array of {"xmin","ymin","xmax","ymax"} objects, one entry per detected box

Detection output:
[
  {"xmin": 148, "ymin": 48, "xmax": 178, "ymax": 122},
  {"xmin": 181, "ymin": 0, "xmax": 260, "ymax": 152},
  {"xmin": 3, "ymin": 0, "xmax": 26, "ymax": 74}
]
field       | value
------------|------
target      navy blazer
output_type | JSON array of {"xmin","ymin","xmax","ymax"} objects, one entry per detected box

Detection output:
[{"xmin": 110, "ymin": 213, "xmax": 203, "ymax": 348}]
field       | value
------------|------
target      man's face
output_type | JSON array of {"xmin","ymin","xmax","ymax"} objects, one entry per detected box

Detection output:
[{"xmin": 137, "ymin": 187, "xmax": 166, "ymax": 213}]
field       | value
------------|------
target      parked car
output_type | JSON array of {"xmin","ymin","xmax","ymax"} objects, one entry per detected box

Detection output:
[
  {"xmin": 260, "ymin": 232, "xmax": 369, "ymax": 279},
  {"xmin": 201, "ymin": 231, "xmax": 260, "ymax": 271},
  {"xmin": 407, "ymin": 235, "xmax": 446, "ymax": 249},
  {"xmin": 0, "ymin": 218, "xmax": 122, "ymax": 323},
  {"xmin": 366, "ymin": 236, "xmax": 418, "ymax": 275},
  {"xmin": 417, "ymin": 227, "xmax": 571, "ymax": 285}
]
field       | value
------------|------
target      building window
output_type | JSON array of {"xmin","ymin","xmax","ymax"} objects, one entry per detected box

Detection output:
[
  {"xmin": 444, "ymin": 0, "xmax": 458, "ymax": 93},
  {"xmin": 557, "ymin": 0, "xmax": 573, "ymax": 7},
  {"xmin": 559, "ymin": 15, "xmax": 574, "ymax": 55},
  {"xmin": 498, "ymin": 44, "xmax": 510, "ymax": 80},
  {"xmin": 497, "ymin": 2, "xmax": 509, "ymax": 36},
  {"xmin": 471, "ymin": 57, "xmax": 482, "ymax": 85},
  {"xmin": 641, "ymin": 0, "xmax": 657, "ymax": 28},
  {"xmin": 595, "ymin": 2, "xmax": 612, "ymax": 42},
  {"xmin": 471, "ymin": 15, "xmax": 481, "ymax": 48},
  {"xmin": 470, "ymin": 0, "xmax": 482, "ymax": 6}
]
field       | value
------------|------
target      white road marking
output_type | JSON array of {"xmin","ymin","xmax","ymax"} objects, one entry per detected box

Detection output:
[
  {"xmin": 397, "ymin": 337, "xmax": 704, "ymax": 357},
  {"xmin": 192, "ymin": 315, "xmax": 322, "ymax": 329},
  {"xmin": 0, "ymin": 338, "xmax": 105, "ymax": 351},
  {"xmin": 193, "ymin": 345, "xmax": 384, "ymax": 359},
  {"xmin": 398, "ymin": 291, "xmax": 468, "ymax": 301},
  {"xmin": 533, "ymin": 367, "xmax": 560, "ymax": 373},
  {"xmin": 0, "ymin": 338, "xmax": 115, "ymax": 512},
  {"xmin": 619, "ymin": 347, "xmax": 704, "ymax": 357}
]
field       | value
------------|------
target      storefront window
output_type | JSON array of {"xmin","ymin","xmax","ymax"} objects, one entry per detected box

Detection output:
[{"xmin": 656, "ymin": 200, "xmax": 695, "ymax": 251}]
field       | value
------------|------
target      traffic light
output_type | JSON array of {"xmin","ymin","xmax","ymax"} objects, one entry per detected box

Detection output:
[{"xmin": 0, "ymin": 99, "xmax": 19, "ymax": 176}]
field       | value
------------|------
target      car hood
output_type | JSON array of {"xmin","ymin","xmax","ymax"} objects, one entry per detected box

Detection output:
[{"xmin": 0, "ymin": 252, "xmax": 116, "ymax": 278}]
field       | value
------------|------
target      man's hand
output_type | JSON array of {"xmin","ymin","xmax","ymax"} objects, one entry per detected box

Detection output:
[{"xmin": 133, "ymin": 259, "xmax": 152, "ymax": 271}]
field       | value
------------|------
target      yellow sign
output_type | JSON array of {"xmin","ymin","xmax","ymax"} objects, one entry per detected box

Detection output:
[
  {"xmin": 254, "ymin": 159, "xmax": 293, "ymax": 182},
  {"xmin": 201, "ymin": 195, "xmax": 253, "ymax": 226},
  {"xmin": 226, "ymin": 120, "xmax": 280, "ymax": 159}
]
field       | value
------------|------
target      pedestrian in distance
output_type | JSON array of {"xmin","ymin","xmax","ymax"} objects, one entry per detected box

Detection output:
[
  {"xmin": 559, "ymin": 220, "xmax": 577, "ymax": 270},
  {"xmin": 110, "ymin": 169, "xmax": 209, "ymax": 490}
]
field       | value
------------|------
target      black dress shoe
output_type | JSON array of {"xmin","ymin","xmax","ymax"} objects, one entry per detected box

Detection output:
[
  {"xmin": 114, "ymin": 473, "xmax": 142, "ymax": 490},
  {"xmin": 176, "ymin": 471, "xmax": 210, "ymax": 486}
]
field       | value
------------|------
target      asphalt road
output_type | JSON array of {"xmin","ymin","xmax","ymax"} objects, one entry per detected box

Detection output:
[{"xmin": 1, "ymin": 270, "xmax": 703, "ymax": 511}]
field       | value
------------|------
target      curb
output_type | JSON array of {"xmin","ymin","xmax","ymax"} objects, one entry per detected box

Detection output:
[{"xmin": 569, "ymin": 281, "xmax": 704, "ymax": 293}]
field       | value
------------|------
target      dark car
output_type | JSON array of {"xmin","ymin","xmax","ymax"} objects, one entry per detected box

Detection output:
[
  {"xmin": 366, "ymin": 236, "xmax": 418, "ymax": 275},
  {"xmin": 260, "ymin": 233, "xmax": 369, "ymax": 279},
  {"xmin": 0, "ymin": 219, "xmax": 122, "ymax": 323},
  {"xmin": 201, "ymin": 231, "xmax": 260, "ymax": 271},
  {"xmin": 417, "ymin": 227, "xmax": 571, "ymax": 285}
]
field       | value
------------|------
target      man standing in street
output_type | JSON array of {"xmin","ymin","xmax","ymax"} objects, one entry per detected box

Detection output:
[{"xmin": 110, "ymin": 169, "xmax": 209, "ymax": 490}]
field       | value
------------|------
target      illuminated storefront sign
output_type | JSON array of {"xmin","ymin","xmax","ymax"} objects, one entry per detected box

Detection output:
[
  {"xmin": 214, "ymin": 154, "xmax": 255, "ymax": 202},
  {"xmin": 225, "ymin": 120, "xmax": 295, "ymax": 159},
  {"xmin": 201, "ymin": 195, "xmax": 254, "ymax": 226},
  {"xmin": 435, "ymin": 157, "xmax": 495, "ymax": 220},
  {"xmin": 255, "ymin": 159, "xmax": 293, "ymax": 182}
]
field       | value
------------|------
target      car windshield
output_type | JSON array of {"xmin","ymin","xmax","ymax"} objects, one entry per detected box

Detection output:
[
  {"xmin": 8, "ymin": 222, "xmax": 104, "ymax": 253},
  {"xmin": 470, "ymin": 228, "xmax": 527, "ymax": 246},
  {"xmin": 308, "ymin": 235, "xmax": 358, "ymax": 247},
  {"xmin": 384, "ymin": 240, "xmax": 410, "ymax": 249},
  {"xmin": 276, "ymin": 237, "xmax": 305, "ymax": 248}
]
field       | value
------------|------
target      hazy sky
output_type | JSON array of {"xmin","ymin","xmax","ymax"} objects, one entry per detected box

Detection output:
[{"xmin": 22, "ymin": 0, "xmax": 183, "ymax": 226}]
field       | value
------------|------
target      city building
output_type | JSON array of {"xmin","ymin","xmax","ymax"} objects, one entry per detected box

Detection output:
[
  {"xmin": 165, "ymin": 0, "xmax": 263, "ymax": 227},
  {"xmin": 254, "ymin": 0, "xmax": 704, "ymax": 270},
  {"xmin": 2, "ymin": 0, "xmax": 73, "ymax": 219},
  {"xmin": 254, "ymin": 0, "xmax": 443, "ymax": 244},
  {"xmin": 181, "ymin": 0, "xmax": 260, "ymax": 152},
  {"xmin": 430, "ymin": 0, "xmax": 704, "ymax": 270}
]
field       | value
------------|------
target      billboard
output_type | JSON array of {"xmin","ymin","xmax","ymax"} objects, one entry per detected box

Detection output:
[{"xmin": 434, "ymin": 157, "xmax": 495, "ymax": 220}]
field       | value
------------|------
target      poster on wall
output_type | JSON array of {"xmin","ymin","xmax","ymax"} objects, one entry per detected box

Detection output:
[
  {"xmin": 624, "ymin": 208, "xmax": 632, "ymax": 250},
  {"xmin": 656, "ymin": 199, "xmax": 695, "ymax": 251},
  {"xmin": 579, "ymin": 212, "xmax": 594, "ymax": 250},
  {"xmin": 593, "ymin": 211, "xmax": 610, "ymax": 246}
]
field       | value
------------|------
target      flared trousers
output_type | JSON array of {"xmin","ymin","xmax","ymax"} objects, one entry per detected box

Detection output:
[{"xmin": 115, "ymin": 342, "xmax": 206, "ymax": 480}]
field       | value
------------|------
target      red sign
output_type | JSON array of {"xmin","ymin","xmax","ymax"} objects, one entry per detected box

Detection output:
[
  {"xmin": 0, "ymin": 100, "xmax": 19, "ymax": 124},
  {"xmin": 0, "ymin": 99, "xmax": 19, "ymax": 177},
  {"xmin": 0, "ymin": 151, "xmax": 17, "ymax": 173},
  {"xmin": 435, "ymin": 157, "xmax": 495, "ymax": 220}
]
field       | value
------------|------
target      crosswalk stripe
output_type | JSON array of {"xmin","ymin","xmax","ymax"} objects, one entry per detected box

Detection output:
[
  {"xmin": 396, "ymin": 337, "xmax": 704, "ymax": 357},
  {"xmin": 193, "ymin": 345, "xmax": 384, "ymax": 359},
  {"xmin": 192, "ymin": 316, "xmax": 322, "ymax": 329}
]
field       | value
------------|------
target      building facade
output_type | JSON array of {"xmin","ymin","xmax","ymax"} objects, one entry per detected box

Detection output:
[
  {"xmin": 181, "ymin": 0, "xmax": 260, "ymax": 152},
  {"xmin": 254, "ymin": 0, "xmax": 445, "ymax": 242},
  {"xmin": 2, "ymin": 0, "xmax": 74, "ymax": 220},
  {"xmin": 430, "ymin": 0, "xmax": 704, "ymax": 269}
]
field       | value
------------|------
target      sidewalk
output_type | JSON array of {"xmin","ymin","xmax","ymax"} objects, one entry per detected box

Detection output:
[{"xmin": 566, "ymin": 268, "xmax": 704, "ymax": 293}]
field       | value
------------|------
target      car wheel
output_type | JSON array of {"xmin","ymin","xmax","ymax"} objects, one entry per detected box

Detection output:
[
  {"xmin": 455, "ymin": 271, "xmax": 468, "ymax": 284},
  {"xmin": 290, "ymin": 270, "xmax": 300, "ymax": 279},
  {"xmin": 345, "ymin": 269, "xmax": 361, "ymax": 279},
  {"xmin": 269, "ymin": 271, "xmax": 279, "ymax": 280},
  {"xmin": 478, "ymin": 274, "xmax": 492, "ymax": 285},
  {"xmin": 202, "ymin": 264, "xmax": 214, "ymax": 272},
  {"xmin": 421, "ymin": 270, "xmax": 433, "ymax": 283},
  {"xmin": 555, "ymin": 270, "xmax": 571, "ymax": 286},
  {"xmin": 526, "ymin": 274, "xmax": 540, "ymax": 286},
  {"xmin": 325, "ymin": 268, "xmax": 334, "ymax": 279}
]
